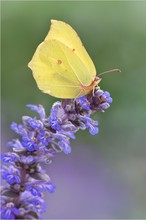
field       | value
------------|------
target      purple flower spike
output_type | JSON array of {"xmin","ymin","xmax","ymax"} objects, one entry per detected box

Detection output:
[{"xmin": 1, "ymin": 87, "xmax": 113, "ymax": 219}]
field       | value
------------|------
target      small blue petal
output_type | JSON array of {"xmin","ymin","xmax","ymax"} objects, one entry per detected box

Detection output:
[
  {"xmin": 107, "ymin": 97, "xmax": 113, "ymax": 104},
  {"xmin": 1, "ymin": 202, "xmax": 20, "ymax": 219},
  {"xmin": 10, "ymin": 122, "xmax": 26, "ymax": 136},
  {"xmin": 22, "ymin": 137, "xmax": 38, "ymax": 152},
  {"xmin": 95, "ymin": 90, "xmax": 104, "ymax": 97},
  {"xmin": 27, "ymin": 104, "xmax": 46, "ymax": 120},
  {"xmin": 58, "ymin": 140, "xmax": 71, "ymax": 154},
  {"xmin": 27, "ymin": 117, "xmax": 43, "ymax": 130},
  {"xmin": 1, "ymin": 152, "xmax": 19, "ymax": 163},
  {"xmin": 76, "ymin": 96, "xmax": 90, "ymax": 110},
  {"xmin": 47, "ymin": 182, "xmax": 56, "ymax": 193},
  {"xmin": 37, "ymin": 131, "xmax": 51, "ymax": 146},
  {"xmin": 7, "ymin": 139, "xmax": 26, "ymax": 152},
  {"xmin": 99, "ymin": 103, "xmax": 110, "ymax": 110},
  {"xmin": 26, "ymin": 181, "xmax": 55, "ymax": 197},
  {"xmin": 49, "ymin": 102, "xmax": 66, "ymax": 131},
  {"xmin": 104, "ymin": 91, "xmax": 110, "ymax": 98},
  {"xmin": 87, "ymin": 120, "xmax": 99, "ymax": 135},
  {"xmin": 26, "ymin": 185, "xmax": 42, "ymax": 197},
  {"xmin": 20, "ymin": 155, "xmax": 36, "ymax": 164},
  {"xmin": 49, "ymin": 115, "xmax": 61, "ymax": 131},
  {"xmin": 49, "ymin": 109, "xmax": 62, "ymax": 131},
  {"xmin": 2, "ymin": 166, "xmax": 21, "ymax": 184},
  {"xmin": 89, "ymin": 126, "xmax": 99, "ymax": 135}
]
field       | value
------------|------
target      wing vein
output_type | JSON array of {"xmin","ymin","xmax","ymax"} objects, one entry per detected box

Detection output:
[{"xmin": 57, "ymin": 42, "xmax": 84, "ymax": 85}]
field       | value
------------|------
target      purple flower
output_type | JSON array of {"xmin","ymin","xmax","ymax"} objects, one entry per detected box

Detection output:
[
  {"xmin": 37, "ymin": 130, "xmax": 51, "ymax": 146},
  {"xmin": 2, "ymin": 165, "xmax": 21, "ymax": 184},
  {"xmin": 95, "ymin": 90, "xmax": 113, "ymax": 110},
  {"xmin": 98, "ymin": 102, "xmax": 110, "ymax": 110},
  {"xmin": 26, "ymin": 104, "xmax": 46, "ymax": 120},
  {"xmin": 10, "ymin": 122, "xmax": 26, "ymax": 136},
  {"xmin": 19, "ymin": 191, "xmax": 46, "ymax": 215},
  {"xmin": 96, "ymin": 90, "xmax": 113, "ymax": 105},
  {"xmin": 26, "ymin": 184, "xmax": 42, "ymax": 197},
  {"xmin": 27, "ymin": 196, "xmax": 46, "ymax": 214},
  {"xmin": 26, "ymin": 181, "xmax": 55, "ymax": 197},
  {"xmin": 86, "ymin": 119, "xmax": 99, "ymax": 135},
  {"xmin": 88, "ymin": 89, "xmax": 113, "ymax": 112},
  {"xmin": 78, "ymin": 115, "xmax": 99, "ymax": 135},
  {"xmin": 1, "ymin": 152, "xmax": 19, "ymax": 163},
  {"xmin": 58, "ymin": 139, "xmax": 71, "ymax": 154},
  {"xmin": 49, "ymin": 113, "xmax": 61, "ymax": 131},
  {"xmin": 49, "ymin": 101, "xmax": 74, "ymax": 133},
  {"xmin": 60, "ymin": 130, "xmax": 76, "ymax": 139},
  {"xmin": 7, "ymin": 139, "xmax": 26, "ymax": 152},
  {"xmin": 19, "ymin": 155, "xmax": 36, "ymax": 164},
  {"xmin": 27, "ymin": 117, "xmax": 43, "ymax": 130},
  {"xmin": 46, "ymin": 181, "xmax": 56, "ymax": 193},
  {"xmin": 0, "ymin": 202, "xmax": 20, "ymax": 220},
  {"xmin": 22, "ymin": 136, "xmax": 38, "ymax": 152},
  {"xmin": 49, "ymin": 102, "xmax": 64, "ymax": 131},
  {"xmin": 95, "ymin": 89, "xmax": 104, "ymax": 97},
  {"xmin": 104, "ymin": 91, "xmax": 113, "ymax": 104},
  {"xmin": 76, "ymin": 96, "xmax": 90, "ymax": 110}
]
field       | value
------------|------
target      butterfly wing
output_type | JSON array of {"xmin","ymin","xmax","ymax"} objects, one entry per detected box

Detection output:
[
  {"xmin": 28, "ymin": 40, "xmax": 86, "ymax": 98},
  {"xmin": 28, "ymin": 20, "xmax": 96, "ymax": 98},
  {"xmin": 45, "ymin": 20, "xmax": 96, "ymax": 86}
]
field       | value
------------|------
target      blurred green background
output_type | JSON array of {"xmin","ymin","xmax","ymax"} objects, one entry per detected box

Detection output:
[{"xmin": 1, "ymin": 1, "xmax": 146, "ymax": 219}]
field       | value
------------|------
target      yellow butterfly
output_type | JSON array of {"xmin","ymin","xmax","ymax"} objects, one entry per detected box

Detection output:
[{"xmin": 28, "ymin": 20, "xmax": 120, "ymax": 98}]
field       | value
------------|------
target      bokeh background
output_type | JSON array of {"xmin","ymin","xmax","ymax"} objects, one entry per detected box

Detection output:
[{"xmin": 1, "ymin": 1, "xmax": 146, "ymax": 219}]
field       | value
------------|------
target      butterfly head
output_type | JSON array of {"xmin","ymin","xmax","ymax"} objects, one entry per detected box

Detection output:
[{"xmin": 80, "ymin": 77, "xmax": 101, "ymax": 97}]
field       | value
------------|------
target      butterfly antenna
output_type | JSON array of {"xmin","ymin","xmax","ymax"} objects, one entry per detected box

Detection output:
[{"xmin": 97, "ymin": 68, "xmax": 121, "ymax": 77}]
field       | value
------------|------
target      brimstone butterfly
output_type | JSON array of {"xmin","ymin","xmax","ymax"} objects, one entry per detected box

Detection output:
[{"xmin": 28, "ymin": 20, "xmax": 120, "ymax": 98}]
